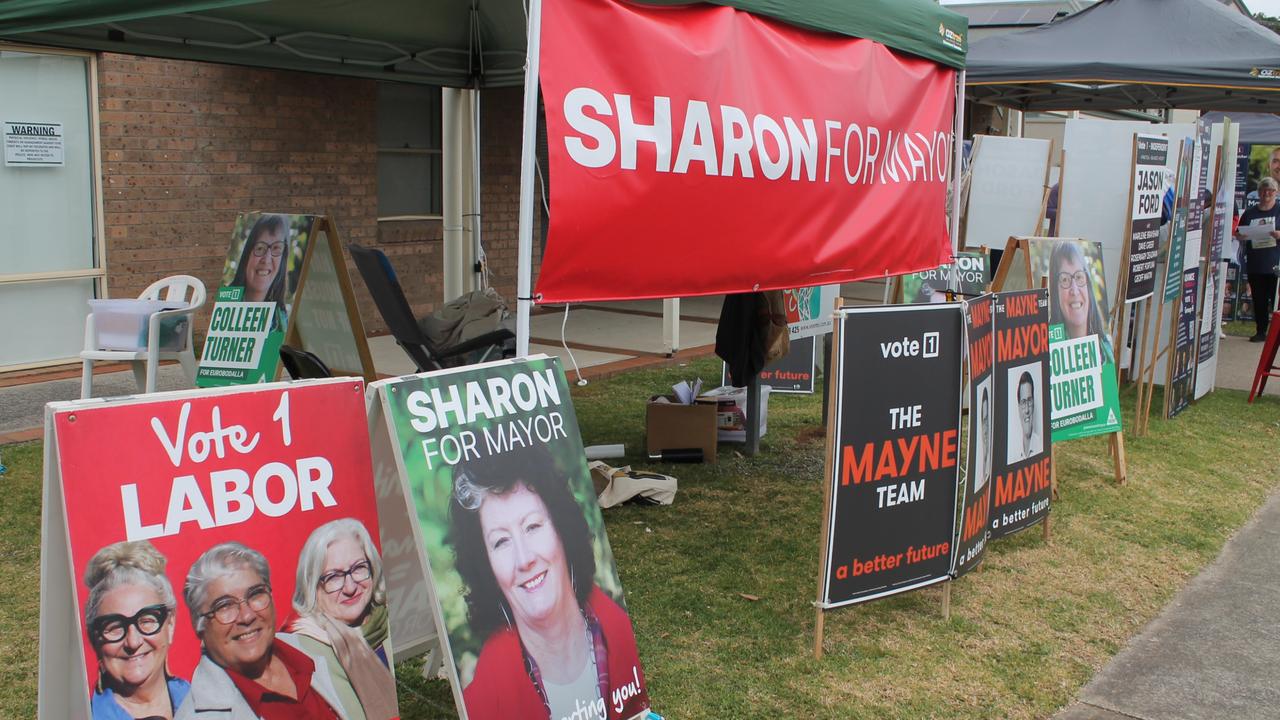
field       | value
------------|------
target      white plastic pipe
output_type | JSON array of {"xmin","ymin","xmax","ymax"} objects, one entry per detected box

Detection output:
[
  {"xmin": 515, "ymin": 0, "xmax": 544, "ymax": 359},
  {"xmin": 950, "ymin": 69, "xmax": 966, "ymax": 256},
  {"xmin": 442, "ymin": 88, "xmax": 466, "ymax": 302}
]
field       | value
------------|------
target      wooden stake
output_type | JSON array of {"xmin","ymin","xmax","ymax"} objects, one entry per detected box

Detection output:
[
  {"xmin": 1050, "ymin": 443, "xmax": 1059, "ymax": 501},
  {"xmin": 941, "ymin": 582, "xmax": 952, "ymax": 621},
  {"xmin": 1111, "ymin": 430, "xmax": 1128, "ymax": 485},
  {"xmin": 814, "ymin": 606, "xmax": 826, "ymax": 662},
  {"xmin": 1112, "ymin": 135, "xmax": 1143, "ymax": 384},
  {"xmin": 989, "ymin": 236, "xmax": 1023, "ymax": 291},
  {"xmin": 1042, "ymin": 511, "xmax": 1052, "ymax": 542},
  {"xmin": 814, "ymin": 298, "xmax": 844, "ymax": 661}
]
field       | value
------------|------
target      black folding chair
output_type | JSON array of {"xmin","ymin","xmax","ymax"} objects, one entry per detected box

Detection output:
[
  {"xmin": 348, "ymin": 243, "xmax": 514, "ymax": 372},
  {"xmin": 279, "ymin": 345, "xmax": 332, "ymax": 379}
]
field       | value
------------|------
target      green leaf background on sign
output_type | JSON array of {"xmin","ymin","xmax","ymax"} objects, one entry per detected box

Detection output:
[
  {"xmin": 219, "ymin": 212, "xmax": 315, "ymax": 312},
  {"xmin": 384, "ymin": 357, "xmax": 625, "ymax": 683}
]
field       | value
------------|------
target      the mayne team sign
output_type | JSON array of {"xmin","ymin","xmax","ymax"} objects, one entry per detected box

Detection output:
[
  {"xmin": 537, "ymin": 0, "xmax": 956, "ymax": 302},
  {"xmin": 823, "ymin": 305, "xmax": 962, "ymax": 608},
  {"xmin": 1126, "ymin": 134, "xmax": 1168, "ymax": 301},
  {"xmin": 954, "ymin": 295, "xmax": 994, "ymax": 578},
  {"xmin": 990, "ymin": 290, "xmax": 1052, "ymax": 539}
]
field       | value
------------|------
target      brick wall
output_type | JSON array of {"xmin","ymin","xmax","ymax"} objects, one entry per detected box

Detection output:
[
  {"xmin": 97, "ymin": 55, "xmax": 537, "ymax": 346},
  {"xmin": 478, "ymin": 87, "xmax": 545, "ymax": 307}
]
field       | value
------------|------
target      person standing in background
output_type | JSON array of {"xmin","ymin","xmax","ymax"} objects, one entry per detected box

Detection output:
[{"xmin": 1236, "ymin": 177, "xmax": 1280, "ymax": 341}]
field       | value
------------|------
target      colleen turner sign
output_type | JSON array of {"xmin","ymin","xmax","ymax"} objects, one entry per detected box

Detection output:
[
  {"xmin": 990, "ymin": 290, "xmax": 1052, "ymax": 538},
  {"xmin": 822, "ymin": 305, "xmax": 962, "ymax": 608},
  {"xmin": 536, "ymin": 0, "xmax": 957, "ymax": 302},
  {"xmin": 954, "ymin": 294, "xmax": 995, "ymax": 577},
  {"xmin": 1029, "ymin": 239, "xmax": 1122, "ymax": 442},
  {"xmin": 40, "ymin": 379, "xmax": 399, "ymax": 720},
  {"xmin": 198, "ymin": 213, "xmax": 317, "ymax": 387},
  {"xmin": 378, "ymin": 356, "xmax": 650, "ymax": 720}
]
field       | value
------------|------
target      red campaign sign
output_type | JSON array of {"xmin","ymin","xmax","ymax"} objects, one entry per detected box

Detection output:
[
  {"xmin": 53, "ymin": 381, "xmax": 386, "ymax": 707},
  {"xmin": 536, "ymin": 0, "xmax": 957, "ymax": 303}
]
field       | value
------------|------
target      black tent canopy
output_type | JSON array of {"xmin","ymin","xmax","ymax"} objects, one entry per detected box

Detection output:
[
  {"xmin": 1201, "ymin": 111, "xmax": 1280, "ymax": 142},
  {"xmin": 966, "ymin": 0, "xmax": 1280, "ymax": 112},
  {"xmin": 0, "ymin": 0, "xmax": 966, "ymax": 88}
]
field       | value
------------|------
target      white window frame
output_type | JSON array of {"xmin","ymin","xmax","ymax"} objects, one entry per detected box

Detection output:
[
  {"xmin": 0, "ymin": 43, "xmax": 106, "ymax": 372},
  {"xmin": 376, "ymin": 82, "xmax": 443, "ymax": 222}
]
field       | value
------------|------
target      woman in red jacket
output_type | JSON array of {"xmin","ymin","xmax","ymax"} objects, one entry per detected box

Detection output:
[{"xmin": 449, "ymin": 445, "xmax": 648, "ymax": 720}]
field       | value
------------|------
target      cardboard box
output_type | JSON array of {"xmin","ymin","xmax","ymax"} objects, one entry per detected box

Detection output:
[
  {"xmin": 89, "ymin": 299, "xmax": 189, "ymax": 352},
  {"xmin": 700, "ymin": 385, "xmax": 771, "ymax": 442},
  {"xmin": 645, "ymin": 395, "xmax": 718, "ymax": 463}
]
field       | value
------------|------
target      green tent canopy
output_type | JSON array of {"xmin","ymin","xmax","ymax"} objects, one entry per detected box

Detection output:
[{"xmin": 0, "ymin": 0, "xmax": 966, "ymax": 87}]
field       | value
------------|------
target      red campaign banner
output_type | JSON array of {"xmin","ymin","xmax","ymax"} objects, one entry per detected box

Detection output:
[
  {"xmin": 536, "ymin": 0, "xmax": 957, "ymax": 303},
  {"xmin": 53, "ymin": 381, "xmax": 397, "ymax": 718}
]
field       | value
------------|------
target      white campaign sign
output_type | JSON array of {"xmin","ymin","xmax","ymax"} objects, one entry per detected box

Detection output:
[
  {"xmin": 1194, "ymin": 122, "xmax": 1238, "ymax": 400},
  {"xmin": 965, "ymin": 135, "xmax": 1051, "ymax": 248},
  {"xmin": 1060, "ymin": 119, "xmax": 1193, "ymax": 309}
]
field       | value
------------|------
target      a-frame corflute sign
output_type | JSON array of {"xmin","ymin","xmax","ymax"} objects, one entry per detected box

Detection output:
[{"xmin": 197, "ymin": 212, "xmax": 375, "ymax": 386}]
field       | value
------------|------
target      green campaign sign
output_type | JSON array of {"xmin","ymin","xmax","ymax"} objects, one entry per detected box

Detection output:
[
  {"xmin": 1030, "ymin": 239, "xmax": 1122, "ymax": 441},
  {"xmin": 196, "ymin": 286, "xmax": 284, "ymax": 386},
  {"xmin": 197, "ymin": 212, "xmax": 316, "ymax": 387}
]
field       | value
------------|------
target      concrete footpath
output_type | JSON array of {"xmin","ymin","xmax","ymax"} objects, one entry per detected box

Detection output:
[
  {"xmin": 1055, "ymin": 485, "xmax": 1280, "ymax": 719},
  {"xmin": 1055, "ymin": 333, "xmax": 1280, "ymax": 720}
]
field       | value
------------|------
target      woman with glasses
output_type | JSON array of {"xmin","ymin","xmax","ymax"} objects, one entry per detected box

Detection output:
[
  {"xmin": 284, "ymin": 519, "xmax": 397, "ymax": 720},
  {"xmin": 1048, "ymin": 241, "xmax": 1114, "ymax": 365},
  {"xmin": 230, "ymin": 214, "xmax": 291, "ymax": 331},
  {"xmin": 1236, "ymin": 176, "xmax": 1280, "ymax": 341},
  {"xmin": 176, "ymin": 542, "xmax": 347, "ymax": 720},
  {"xmin": 84, "ymin": 540, "xmax": 189, "ymax": 719}
]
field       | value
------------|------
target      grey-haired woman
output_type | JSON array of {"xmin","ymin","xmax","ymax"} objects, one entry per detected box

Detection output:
[
  {"xmin": 84, "ymin": 540, "xmax": 190, "ymax": 719},
  {"xmin": 286, "ymin": 519, "xmax": 397, "ymax": 720}
]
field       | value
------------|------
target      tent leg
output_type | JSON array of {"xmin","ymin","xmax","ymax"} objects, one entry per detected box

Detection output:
[
  {"xmin": 514, "ymin": 0, "xmax": 544, "ymax": 358},
  {"xmin": 949, "ymin": 69, "xmax": 966, "ymax": 256},
  {"xmin": 745, "ymin": 374, "xmax": 761, "ymax": 456}
]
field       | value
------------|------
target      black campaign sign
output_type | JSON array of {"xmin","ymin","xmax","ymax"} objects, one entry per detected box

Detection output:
[
  {"xmin": 823, "ymin": 305, "xmax": 962, "ymax": 607},
  {"xmin": 1168, "ymin": 268, "xmax": 1199, "ymax": 418},
  {"xmin": 954, "ymin": 294, "xmax": 995, "ymax": 578},
  {"xmin": 990, "ymin": 289, "xmax": 1052, "ymax": 539},
  {"xmin": 1125, "ymin": 134, "xmax": 1168, "ymax": 302},
  {"xmin": 723, "ymin": 335, "xmax": 815, "ymax": 393}
]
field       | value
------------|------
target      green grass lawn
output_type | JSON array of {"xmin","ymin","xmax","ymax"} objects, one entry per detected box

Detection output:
[{"xmin": 5, "ymin": 356, "xmax": 1279, "ymax": 719}]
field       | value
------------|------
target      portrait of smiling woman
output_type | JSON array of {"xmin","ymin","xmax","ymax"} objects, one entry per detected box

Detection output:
[
  {"xmin": 176, "ymin": 542, "xmax": 347, "ymax": 720},
  {"xmin": 1048, "ymin": 240, "xmax": 1114, "ymax": 365},
  {"xmin": 285, "ymin": 519, "xmax": 398, "ymax": 720},
  {"xmin": 228, "ymin": 214, "xmax": 291, "ymax": 331},
  {"xmin": 83, "ymin": 540, "xmax": 189, "ymax": 720},
  {"xmin": 448, "ymin": 443, "xmax": 649, "ymax": 720}
]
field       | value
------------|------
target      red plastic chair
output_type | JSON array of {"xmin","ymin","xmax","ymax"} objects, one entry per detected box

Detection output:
[{"xmin": 1248, "ymin": 312, "xmax": 1280, "ymax": 402}]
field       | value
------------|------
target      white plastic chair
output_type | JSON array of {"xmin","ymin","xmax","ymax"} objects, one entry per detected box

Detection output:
[{"xmin": 80, "ymin": 275, "xmax": 207, "ymax": 398}]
